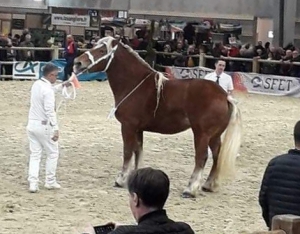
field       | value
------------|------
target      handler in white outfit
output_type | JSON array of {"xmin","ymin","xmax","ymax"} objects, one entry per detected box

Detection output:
[
  {"xmin": 26, "ymin": 63, "xmax": 69, "ymax": 193},
  {"xmin": 204, "ymin": 59, "xmax": 238, "ymax": 158},
  {"xmin": 204, "ymin": 59, "xmax": 234, "ymax": 95}
]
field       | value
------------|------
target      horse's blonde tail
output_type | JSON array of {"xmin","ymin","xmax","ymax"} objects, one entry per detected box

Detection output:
[{"xmin": 215, "ymin": 97, "xmax": 242, "ymax": 182}]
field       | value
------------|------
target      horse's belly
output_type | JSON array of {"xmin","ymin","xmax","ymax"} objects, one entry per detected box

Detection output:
[{"xmin": 144, "ymin": 114, "xmax": 190, "ymax": 134}]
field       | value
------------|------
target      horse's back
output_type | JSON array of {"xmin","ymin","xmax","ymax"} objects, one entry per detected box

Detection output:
[
  {"xmin": 164, "ymin": 78, "xmax": 228, "ymax": 105},
  {"xmin": 162, "ymin": 78, "xmax": 230, "ymax": 124}
]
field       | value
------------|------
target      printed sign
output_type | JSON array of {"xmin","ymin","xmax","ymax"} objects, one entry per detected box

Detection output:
[
  {"xmin": 240, "ymin": 73, "xmax": 300, "ymax": 97},
  {"xmin": 13, "ymin": 61, "xmax": 40, "ymax": 80},
  {"xmin": 165, "ymin": 65, "xmax": 300, "ymax": 98},
  {"xmin": 13, "ymin": 59, "xmax": 107, "ymax": 81},
  {"xmin": 51, "ymin": 14, "xmax": 90, "ymax": 27},
  {"xmin": 165, "ymin": 66, "xmax": 213, "ymax": 80}
]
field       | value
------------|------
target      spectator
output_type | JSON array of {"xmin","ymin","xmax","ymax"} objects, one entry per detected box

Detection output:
[
  {"xmin": 0, "ymin": 34, "xmax": 8, "ymax": 75},
  {"xmin": 19, "ymin": 34, "xmax": 35, "ymax": 61},
  {"xmin": 259, "ymin": 120, "xmax": 300, "ymax": 230},
  {"xmin": 20, "ymin": 28, "xmax": 30, "ymax": 43},
  {"xmin": 86, "ymin": 38, "xmax": 96, "ymax": 49},
  {"xmin": 78, "ymin": 167, "xmax": 195, "ymax": 234},
  {"xmin": 289, "ymin": 50, "xmax": 300, "ymax": 77},
  {"xmin": 63, "ymin": 35, "xmax": 77, "ymax": 81}
]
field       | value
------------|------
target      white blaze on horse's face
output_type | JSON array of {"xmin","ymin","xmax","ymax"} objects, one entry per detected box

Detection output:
[{"xmin": 84, "ymin": 36, "xmax": 118, "ymax": 72}]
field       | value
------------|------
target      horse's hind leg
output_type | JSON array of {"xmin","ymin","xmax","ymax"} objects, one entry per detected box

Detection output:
[
  {"xmin": 182, "ymin": 132, "xmax": 209, "ymax": 198},
  {"xmin": 202, "ymin": 136, "xmax": 221, "ymax": 192},
  {"xmin": 134, "ymin": 131, "xmax": 143, "ymax": 170},
  {"xmin": 115, "ymin": 125, "xmax": 138, "ymax": 188}
]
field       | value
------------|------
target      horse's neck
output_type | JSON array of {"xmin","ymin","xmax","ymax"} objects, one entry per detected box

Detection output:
[{"xmin": 106, "ymin": 47, "xmax": 154, "ymax": 103}]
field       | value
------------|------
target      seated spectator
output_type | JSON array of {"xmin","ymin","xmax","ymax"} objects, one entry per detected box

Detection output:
[
  {"xmin": 259, "ymin": 120, "xmax": 300, "ymax": 230},
  {"xmin": 289, "ymin": 50, "xmax": 300, "ymax": 77},
  {"xmin": 78, "ymin": 167, "xmax": 195, "ymax": 234}
]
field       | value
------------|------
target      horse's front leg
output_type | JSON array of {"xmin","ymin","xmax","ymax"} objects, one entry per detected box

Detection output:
[
  {"xmin": 115, "ymin": 125, "xmax": 138, "ymax": 188},
  {"xmin": 134, "ymin": 131, "xmax": 143, "ymax": 170},
  {"xmin": 182, "ymin": 131, "xmax": 209, "ymax": 198}
]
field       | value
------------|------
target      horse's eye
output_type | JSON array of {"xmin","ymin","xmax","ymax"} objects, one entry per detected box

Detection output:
[{"xmin": 100, "ymin": 50, "xmax": 105, "ymax": 54}]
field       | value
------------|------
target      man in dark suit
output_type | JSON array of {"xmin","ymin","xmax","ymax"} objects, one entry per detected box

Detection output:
[
  {"xmin": 80, "ymin": 167, "xmax": 195, "ymax": 234},
  {"xmin": 259, "ymin": 120, "xmax": 300, "ymax": 229}
]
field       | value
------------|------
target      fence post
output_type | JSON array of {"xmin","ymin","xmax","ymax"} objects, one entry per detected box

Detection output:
[
  {"xmin": 272, "ymin": 214, "xmax": 300, "ymax": 234},
  {"xmin": 252, "ymin": 57, "xmax": 260, "ymax": 73},
  {"xmin": 199, "ymin": 53, "xmax": 206, "ymax": 67},
  {"xmin": 51, "ymin": 46, "xmax": 59, "ymax": 60}
]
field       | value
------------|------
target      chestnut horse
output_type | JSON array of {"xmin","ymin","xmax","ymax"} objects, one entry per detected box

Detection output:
[{"xmin": 73, "ymin": 36, "xmax": 242, "ymax": 198}]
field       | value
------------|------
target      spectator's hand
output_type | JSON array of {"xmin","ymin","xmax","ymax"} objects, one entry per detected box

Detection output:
[
  {"xmin": 105, "ymin": 221, "xmax": 122, "ymax": 230},
  {"xmin": 74, "ymin": 223, "xmax": 95, "ymax": 234}
]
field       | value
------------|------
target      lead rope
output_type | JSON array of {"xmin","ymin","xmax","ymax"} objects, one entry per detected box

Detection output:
[
  {"xmin": 107, "ymin": 73, "xmax": 153, "ymax": 119},
  {"xmin": 55, "ymin": 81, "xmax": 77, "ymax": 114}
]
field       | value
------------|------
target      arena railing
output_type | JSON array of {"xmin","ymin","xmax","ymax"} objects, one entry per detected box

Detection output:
[
  {"xmin": 201, "ymin": 53, "xmax": 300, "ymax": 74},
  {"xmin": 1, "ymin": 46, "xmax": 300, "ymax": 80}
]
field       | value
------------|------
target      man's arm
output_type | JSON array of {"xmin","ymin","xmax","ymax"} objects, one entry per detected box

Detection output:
[
  {"xmin": 43, "ymin": 88, "xmax": 58, "ymax": 131},
  {"xmin": 259, "ymin": 160, "xmax": 274, "ymax": 228},
  {"xmin": 53, "ymin": 81, "xmax": 72, "ymax": 93}
]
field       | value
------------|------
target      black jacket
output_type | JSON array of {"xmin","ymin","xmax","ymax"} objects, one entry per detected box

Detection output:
[
  {"xmin": 259, "ymin": 149, "xmax": 300, "ymax": 228},
  {"xmin": 111, "ymin": 209, "xmax": 194, "ymax": 234}
]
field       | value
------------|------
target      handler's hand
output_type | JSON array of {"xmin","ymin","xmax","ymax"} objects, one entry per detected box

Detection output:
[
  {"xmin": 62, "ymin": 81, "xmax": 72, "ymax": 87},
  {"xmin": 52, "ymin": 130, "xmax": 59, "ymax": 142}
]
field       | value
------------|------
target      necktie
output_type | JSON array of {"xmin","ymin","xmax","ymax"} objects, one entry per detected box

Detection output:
[{"xmin": 216, "ymin": 76, "xmax": 220, "ymax": 84}]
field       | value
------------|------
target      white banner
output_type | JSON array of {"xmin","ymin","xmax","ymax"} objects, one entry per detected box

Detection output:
[
  {"xmin": 166, "ymin": 66, "xmax": 213, "ymax": 79},
  {"xmin": 13, "ymin": 61, "xmax": 40, "ymax": 80},
  {"xmin": 51, "ymin": 14, "xmax": 90, "ymax": 27},
  {"xmin": 240, "ymin": 73, "xmax": 300, "ymax": 97},
  {"xmin": 165, "ymin": 66, "xmax": 300, "ymax": 97}
]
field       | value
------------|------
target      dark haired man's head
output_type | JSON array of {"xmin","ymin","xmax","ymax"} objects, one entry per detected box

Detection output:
[
  {"xmin": 294, "ymin": 121, "xmax": 300, "ymax": 148},
  {"xmin": 43, "ymin": 63, "xmax": 59, "ymax": 84},
  {"xmin": 127, "ymin": 167, "xmax": 170, "ymax": 222},
  {"xmin": 215, "ymin": 59, "xmax": 226, "ymax": 75}
]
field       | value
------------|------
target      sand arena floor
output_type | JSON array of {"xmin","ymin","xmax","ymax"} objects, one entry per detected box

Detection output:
[{"xmin": 0, "ymin": 80, "xmax": 299, "ymax": 234}]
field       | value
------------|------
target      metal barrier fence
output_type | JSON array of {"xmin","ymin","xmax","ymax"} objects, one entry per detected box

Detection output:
[{"xmin": 1, "ymin": 46, "xmax": 300, "ymax": 80}]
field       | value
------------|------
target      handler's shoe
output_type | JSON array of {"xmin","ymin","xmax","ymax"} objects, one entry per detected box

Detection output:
[
  {"xmin": 44, "ymin": 182, "xmax": 61, "ymax": 190},
  {"xmin": 29, "ymin": 183, "xmax": 39, "ymax": 193}
]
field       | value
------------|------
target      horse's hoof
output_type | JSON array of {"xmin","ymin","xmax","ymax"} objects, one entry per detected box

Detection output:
[
  {"xmin": 201, "ymin": 185, "xmax": 214, "ymax": 193},
  {"xmin": 114, "ymin": 181, "xmax": 123, "ymax": 188},
  {"xmin": 181, "ymin": 191, "xmax": 196, "ymax": 198}
]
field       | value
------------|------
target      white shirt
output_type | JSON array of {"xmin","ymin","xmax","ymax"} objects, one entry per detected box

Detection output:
[
  {"xmin": 28, "ymin": 77, "xmax": 59, "ymax": 130},
  {"xmin": 204, "ymin": 71, "xmax": 234, "ymax": 93}
]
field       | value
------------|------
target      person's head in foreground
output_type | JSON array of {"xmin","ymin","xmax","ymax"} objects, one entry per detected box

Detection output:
[
  {"xmin": 294, "ymin": 120, "xmax": 300, "ymax": 149},
  {"xmin": 127, "ymin": 167, "xmax": 170, "ymax": 221},
  {"xmin": 79, "ymin": 167, "xmax": 195, "ymax": 234}
]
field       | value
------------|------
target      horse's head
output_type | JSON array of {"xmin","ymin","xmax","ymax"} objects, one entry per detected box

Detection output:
[{"xmin": 73, "ymin": 36, "xmax": 119, "ymax": 74}]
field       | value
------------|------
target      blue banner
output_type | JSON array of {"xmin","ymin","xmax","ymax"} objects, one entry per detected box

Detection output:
[{"xmin": 39, "ymin": 59, "xmax": 107, "ymax": 81}]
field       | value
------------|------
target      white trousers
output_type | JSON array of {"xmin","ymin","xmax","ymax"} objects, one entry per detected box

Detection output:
[{"xmin": 26, "ymin": 120, "xmax": 59, "ymax": 185}]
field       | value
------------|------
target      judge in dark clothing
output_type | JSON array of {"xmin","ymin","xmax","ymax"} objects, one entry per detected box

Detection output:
[
  {"xmin": 80, "ymin": 167, "xmax": 195, "ymax": 234},
  {"xmin": 259, "ymin": 120, "xmax": 300, "ymax": 230}
]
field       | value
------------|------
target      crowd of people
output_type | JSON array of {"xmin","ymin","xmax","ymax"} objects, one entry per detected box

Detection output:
[{"xmin": 1, "ymin": 28, "xmax": 300, "ymax": 79}]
